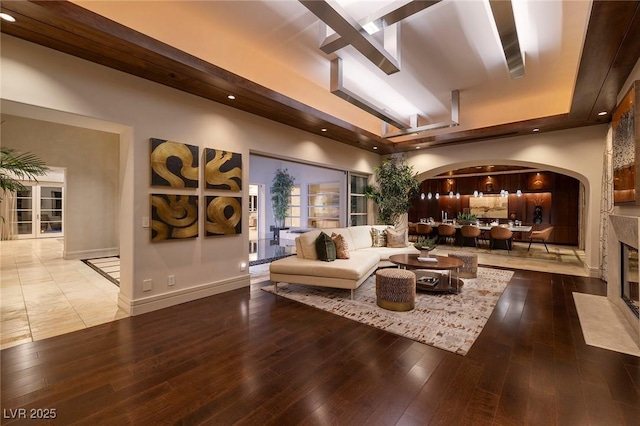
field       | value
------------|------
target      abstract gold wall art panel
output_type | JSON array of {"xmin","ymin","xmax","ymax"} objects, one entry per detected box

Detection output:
[
  {"xmin": 205, "ymin": 196, "xmax": 241, "ymax": 236},
  {"xmin": 205, "ymin": 148, "xmax": 242, "ymax": 191},
  {"xmin": 151, "ymin": 138, "xmax": 199, "ymax": 188},
  {"xmin": 150, "ymin": 194, "xmax": 199, "ymax": 241}
]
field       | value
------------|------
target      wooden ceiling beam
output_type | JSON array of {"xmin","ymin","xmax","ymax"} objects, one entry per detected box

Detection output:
[{"xmin": 569, "ymin": 1, "xmax": 640, "ymax": 121}]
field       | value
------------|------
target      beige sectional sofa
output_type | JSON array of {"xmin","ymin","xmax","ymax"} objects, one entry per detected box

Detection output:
[{"xmin": 269, "ymin": 225, "xmax": 419, "ymax": 299}]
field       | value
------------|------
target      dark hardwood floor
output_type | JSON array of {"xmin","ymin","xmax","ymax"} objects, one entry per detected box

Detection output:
[{"xmin": 1, "ymin": 269, "xmax": 639, "ymax": 425}]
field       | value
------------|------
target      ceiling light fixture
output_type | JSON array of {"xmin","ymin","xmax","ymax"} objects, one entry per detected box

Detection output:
[
  {"xmin": 598, "ymin": 111, "xmax": 608, "ymax": 116},
  {"xmin": 362, "ymin": 20, "xmax": 381, "ymax": 35},
  {"xmin": 227, "ymin": 95, "xmax": 236, "ymax": 100},
  {"xmin": 533, "ymin": 128, "xmax": 540, "ymax": 132},
  {"xmin": 321, "ymin": 128, "xmax": 327, "ymax": 132},
  {"xmin": 330, "ymin": 58, "xmax": 409, "ymax": 130},
  {"xmin": 0, "ymin": 13, "xmax": 16, "ymax": 22},
  {"xmin": 373, "ymin": 146, "xmax": 378, "ymax": 150},
  {"xmin": 382, "ymin": 90, "xmax": 460, "ymax": 139},
  {"xmin": 487, "ymin": 0, "xmax": 525, "ymax": 79},
  {"xmin": 301, "ymin": 0, "xmax": 400, "ymax": 74}
]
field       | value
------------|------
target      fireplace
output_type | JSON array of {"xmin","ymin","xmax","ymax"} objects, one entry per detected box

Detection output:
[
  {"xmin": 621, "ymin": 243, "xmax": 640, "ymax": 318},
  {"xmin": 608, "ymin": 215, "xmax": 640, "ymax": 347}
]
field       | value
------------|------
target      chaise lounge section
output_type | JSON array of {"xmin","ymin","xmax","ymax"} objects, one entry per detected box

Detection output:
[{"xmin": 269, "ymin": 225, "xmax": 419, "ymax": 298}]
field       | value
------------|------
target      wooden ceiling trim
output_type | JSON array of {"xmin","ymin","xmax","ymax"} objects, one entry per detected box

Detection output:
[
  {"xmin": 1, "ymin": 1, "xmax": 636, "ymax": 154},
  {"xmin": 1, "ymin": 1, "xmax": 391, "ymax": 153},
  {"xmin": 569, "ymin": 1, "xmax": 640, "ymax": 120},
  {"xmin": 590, "ymin": 5, "xmax": 640, "ymax": 119}
]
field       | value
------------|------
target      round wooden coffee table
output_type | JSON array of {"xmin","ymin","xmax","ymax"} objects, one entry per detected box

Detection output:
[{"xmin": 388, "ymin": 253, "xmax": 463, "ymax": 293}]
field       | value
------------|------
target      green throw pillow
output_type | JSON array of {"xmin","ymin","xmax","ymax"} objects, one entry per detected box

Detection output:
[{"xmin": 315, "ymin": 231, "xmax": 336, "ymax": 262}]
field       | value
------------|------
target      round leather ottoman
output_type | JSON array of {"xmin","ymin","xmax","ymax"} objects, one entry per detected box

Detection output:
[
  {"xmin": 448, "ymin": 252, "xmax": 478, "ymax": 278},
  {"xmin": 375, "ymin": 268, "xmax": 416, "ymax": 312}
]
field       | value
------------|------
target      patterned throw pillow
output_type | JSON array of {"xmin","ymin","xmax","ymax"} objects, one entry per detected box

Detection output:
[
  {"xmin": 331, "ymin": 233, "xmax": 350, "ymax": 259},
  {"xmin": 371, "ymin": 227, "xmax": 387, "ymax": 247},
  {"xmin": 315, "ymin": 231, "xmax": 336, "ymax": 261},
  {"xmin": 386, "ymin": 227, "xmax": 407, "ymax": 248}
]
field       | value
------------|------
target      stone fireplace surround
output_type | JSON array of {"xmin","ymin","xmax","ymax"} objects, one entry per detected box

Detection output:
[{"xmin": 608, "ymin": 215, "xmax": 640, "ymax": 347}]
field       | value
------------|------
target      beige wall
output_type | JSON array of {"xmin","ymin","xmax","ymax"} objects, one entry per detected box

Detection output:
[
  {"xmin": 1, "ymin": 34, "xmax": 380, "ymax": 315},
  {"xmin": 1, "ymin": 114, "xmax": 119, "ymax": 258}
]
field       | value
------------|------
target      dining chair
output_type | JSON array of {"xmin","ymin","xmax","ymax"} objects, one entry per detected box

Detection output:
[
  {"xmin": 460, "ymin": 225, "xmax": 481, "ymax": 248},
  {"xmin": 490, "ymin": 226, "xmax": 513, "ymax": 251},
  {"xmin": 415, "ymin": 222, "xmax": 433, "ymax": 237},
  {"xmin": 527, "ymin": 226, "xmax": 554, "ymax": 253},
  {"xmin": 437, "ymin": 224, "xmax": 456, "ymax": 245}
]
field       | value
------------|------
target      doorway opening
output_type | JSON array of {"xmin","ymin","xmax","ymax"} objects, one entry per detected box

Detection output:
[{"xmin": 13, "ymin": 169, "xmax": 65, "ymax": 239}]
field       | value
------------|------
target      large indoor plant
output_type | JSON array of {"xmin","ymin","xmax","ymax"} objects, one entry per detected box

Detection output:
[
  {"xmin": 365, "ymin": 156, "xmax": 420, "ymax": 225},
  {"xmin": 270, "ymin": 168, "xmax": 295, "ymax": 230},
  {"xmin": 0, "ymin": 147, "xmax": 49, "ymax": 196},
  {"xmin": 0, "ymin": 148, "xmax": 49, "ymax": 225}
]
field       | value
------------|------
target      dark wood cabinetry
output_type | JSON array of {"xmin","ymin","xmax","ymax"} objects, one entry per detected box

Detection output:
[{"xmin": 410, "ymin": 171, "xmax": 580, "ymax": 245}]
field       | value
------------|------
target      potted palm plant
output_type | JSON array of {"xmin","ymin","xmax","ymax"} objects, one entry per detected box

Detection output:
[
  {"xmin": 270, "ymin": 168, "xmax": 295, "ymax": 239},
  {"xmin": 1, "ymin": 147, "xmax": 49, "ymax": 195},
  {"xmin": 1, "ymin": 148, "xmax": 49, "ymax": 224}
]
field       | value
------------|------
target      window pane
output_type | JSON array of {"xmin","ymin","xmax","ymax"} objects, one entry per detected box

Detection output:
[
  {"xmin": 351, "ymin": 175, "xmax": 367, "ymax": 193},
  {"xmin": 17, "ymin": 211, "xmax": 33, "ymax": 221},
  {"xmin": 351, "ymin": 215, "xmax": 367, "ymax": 226},
  {"xmin": 18, "ymin": 222, "xmax": 32, "ymax": 234},
  {"xmin": 350, "ymin": 195, "xmax": 366, "ymax": 213}
]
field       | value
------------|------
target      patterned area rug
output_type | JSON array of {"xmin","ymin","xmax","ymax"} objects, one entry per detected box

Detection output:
[{"xmin": 262, "ymin": 267, "xmax": 514, "ymax": 355}]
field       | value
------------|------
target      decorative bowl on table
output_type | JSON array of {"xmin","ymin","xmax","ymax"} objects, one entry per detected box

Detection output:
[
  {"xmin": 420, "ymin": 247, "xmax": 436, "ymax": 258},
  {"xmin": 414, "ymin": 236, "xmax": 437, "ymax": 260}
]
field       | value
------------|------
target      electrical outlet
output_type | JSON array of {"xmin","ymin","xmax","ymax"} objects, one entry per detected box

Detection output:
[
  {"xmin": 143, "ymin": 279, "xmax": 152, "ymax": 292},
  {"xmin": 167, "ymin": 275, "xmax": 175, "ymax": 286}
]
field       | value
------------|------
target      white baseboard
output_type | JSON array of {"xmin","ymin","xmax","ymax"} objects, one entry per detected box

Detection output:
[
  {"xmin": 64, "ymin": 247, "xmax": 119, "ymax": 260},
  {"xmin": 124, "ymin": 275, "xmax": 250, "ymax": 316}
]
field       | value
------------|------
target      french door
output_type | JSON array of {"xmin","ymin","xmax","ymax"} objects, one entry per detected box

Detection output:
[{"xmin": 15, "ymin": 184, "xmax": 64, "ymax": 239}]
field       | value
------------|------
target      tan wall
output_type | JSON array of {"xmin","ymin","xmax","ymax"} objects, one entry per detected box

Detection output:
[
  {"xmin": 1, "ymin": 114, "xmax": 119, "ymax": 258},
  {"xmin": 1, "ymin": 34, "xmax": 380, "ymax": 314}
]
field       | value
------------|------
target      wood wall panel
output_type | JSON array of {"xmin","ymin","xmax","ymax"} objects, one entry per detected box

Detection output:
[{"xmin": 410, "ymin": 171, "xmax": 580, "ymax": 245}]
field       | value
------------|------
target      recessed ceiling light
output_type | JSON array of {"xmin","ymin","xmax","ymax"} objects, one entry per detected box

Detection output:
[
  {"xmin": 533, "ymin": 128, "xmax": 540, "ymax": 132},
  {"xmin": 321, "ymin": 128, "xmax": 327, "ymax": 132},
  {"xmin": 598, "ymin": 111, "xmax": 608, "ymax": 116},
  {"xmin": 373, "ymin": 146, "xmax": 378, "ymax": 150},
  {"xmin": 415, "ymin": 146, "xmax": 420, "ymax": 149},
  {"xmin": 227, "ymin": 95, "xmax": 236, "ymax": 100},
  {"xmin": 362, "ymin": 20, "xmax": 381, "ymax": 35},
  {"xmin": 0, "ymin": 13, "xmax": 16, "ymax": 22}
]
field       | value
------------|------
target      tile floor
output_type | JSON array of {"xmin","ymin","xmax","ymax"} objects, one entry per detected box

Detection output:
[
  {"xmin": 0, "ymin": 238, "xmax": 128, "ymax": 350},
  {"xmin": 0, "ymin": 238, "xmax": 590, "ymax": 351}
]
